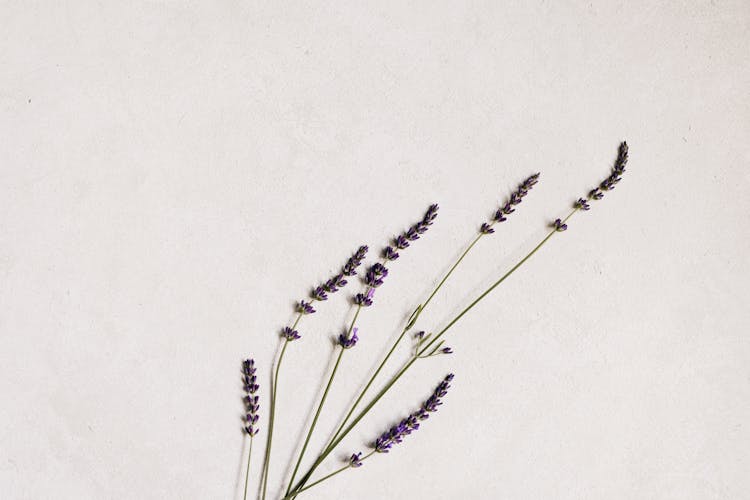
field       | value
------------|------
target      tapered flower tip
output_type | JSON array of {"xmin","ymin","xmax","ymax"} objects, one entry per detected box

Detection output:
[{"xmin": 441, "ymin": 347, "xmax": 453, "ymax": 354}]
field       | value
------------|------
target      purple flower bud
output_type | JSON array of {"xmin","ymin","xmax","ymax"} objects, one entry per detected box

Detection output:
[
  {"xmin": 589, "ymin": 188, "xmax": 604, "ymax": 200},
  {"xmin": 480, "ymin": 223, "xmax": 495, "ymax": 234},
  {"xmin": 414, "ymin": 331, "xmax": 426, "ymax": 340},
  {"xmin": 502, "ymin": 202, "xmax": 515, "ymax": 215},
  {"xmin": 297, "ymin": 300, "xmax": 316, "ymax": 315},
  {"xmin": 339, "ymin": 327, "xmax": 359, "ymax": 349},
  {"xmin": 441, "ymin": 346, "xmax": 453, "ymax": 354},
  {"xmin": 553, "ymin": 219, "xmax": 567, "ymax": 232},
  {"xmin": 405, "ymin": 227, "xmax": 420, "ymax": 241},
  {"xmin": 394, "ymin": 235, "xmax": 410, "ymax": 249},
  {"xmin": 354, "ymin": 288, "xmax": 374, "ymax": 307},
  {"xmin": 422, "ymin": 204, "xmax": 439, "ymax": 226},
  {"xmin": 242, "ymin": 359, "xmax": 260, "ymax": 436},
  {"xmin": 281, "ymin": 326, "xmax": 301, "ymax": 341},
  {"xmin": 311, "ymin": 286, "xmax": 328, "ymax": 301},
  {"xmin": 493, "ymin": 209, "xmax": 507, "ymax": 223},
  {"xmin": 365, "ymin": 263, "xmax": 389, "ymax": 288},
  {"xmin": 383, "ymin": 246, "xmax": 400, "ymax": 261},
  {"xmin": 574, "ymin": 198, "xmax": 591, "ymax": 211},
  {"xmin": 349, "ymin": 452, "xmax": 364, "ymax": 468}
]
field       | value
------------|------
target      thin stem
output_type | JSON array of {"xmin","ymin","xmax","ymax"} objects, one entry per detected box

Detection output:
[
  {"xmin": 260, "ymin": 313, "xmax": 301, "ymax": 500},
  {"xmin": 289, "ymin": 212, "xmax": 577, "ymax": 495},
  {"xmin": 284, "ymin": 306, "xmax": 361, "ymax": 495},
  {"xmin": 243, "ymin": 436, "xmax": 254, "ymax": 500},
  {"xmin": 283, "ymin": 451, "xmax": 375, "ymax": 499}
]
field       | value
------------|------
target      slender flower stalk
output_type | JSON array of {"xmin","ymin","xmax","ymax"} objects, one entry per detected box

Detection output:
[
  {"xmin": 289, "ymin": 144, "xmax": 628, "ymax": 495},
  {"xmin": 283, "ymin": 374, "xmax": 453, "ymax": 499},
  {"xmin": 242, "ymin": 359, "xmax": 260, "ymax": 500},
  {"xmin": 284, "ymin": 205, "xmax": 439, "ymax": 496},
  {"xmin": 259, "ymin": 246, "xmax": 367, "ymax": 500}
]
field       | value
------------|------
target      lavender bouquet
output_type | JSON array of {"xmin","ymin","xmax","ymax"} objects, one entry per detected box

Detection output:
[{"xmin": 240, "ymin": 142, "xmax": 629, "ymax": 499}]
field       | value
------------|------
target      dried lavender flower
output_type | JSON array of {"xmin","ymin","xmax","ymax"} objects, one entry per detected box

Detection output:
[
  {"xmin": 353, "ymin": 288, "xmax": 374, "ymax": 307},
  {"xmin": 373, "ymin": 374, "xmax": 454, "ymax": 453},
  {"xmin": 339, "ymin": 327, "xmax": 359, "ymax": 349},
  {"xmin": 364, "ymin": 263, "xmax": 389, "ymax": 288},
  {"xmin": 297, "ymin": 300, "xmax": 315, "ymax": 315},
  {"xmin": 483, "ymin": 173, "xmax": 540, "ymax": 234},
  {"xmin": 394, "ymin": 235, "xmax": 410, "ymax": 249},
  {"xmin": 309, "ymin": 246, "xmax": 369, "ymax": 302},
  {"xmin": 553, "ymin": 219, "xmax": 568, "ymax": 232},
  {"xmin": 348, "ymin": 452, "xmax": 364, "ymax": 468},
  {"xmin": 311, "ymin": 286, "xmax": 328, "ymax": 301},
  {"xmin": 281, "ymin": 326, "xmax": 301, "ymax": 341},
  {"xmin": 242, "ymin": 359, "xmax": 260, "ymax": 436},
  {"xmin": 574, "ymin": 198, "xmax": 591, "ymax": 211},
  {"xmin": 441, "ymin": 346, "xmax": 453, "ymax": 354},
  {"xmin": 383, "ymin": 246, "xmax": 399, "ymax": 261},
  {"xmin": 342, "ymin": 245, "xmax": 369, "ymax": 277},
  {"xmin": 587, "ymin": 141, "xmax": 629, "ymax": 200}
]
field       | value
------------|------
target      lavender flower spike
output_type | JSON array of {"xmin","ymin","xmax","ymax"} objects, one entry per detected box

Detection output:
[
  {"xmin": 242, "ymin": 359, "xmax": 260, "ymax": 436},
  {"xmin": 373, "ymin": 374, "xmax": 454, "ymax": 453},
  {"xmin": 485, "ymin": 173, "xmax": 541, "ymax": 232},
  {"xmin": 553, "ymin": 219, "xmax": 568, "ymax": 232},
  {"xmin": 309, "ymin": 245, "xmax": 369, "ymax": 303}
]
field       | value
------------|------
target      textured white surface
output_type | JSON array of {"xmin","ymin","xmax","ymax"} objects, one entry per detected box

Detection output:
[{"xmin": 1, "ymin": 2, "xmax": 749, "ymax": 499}]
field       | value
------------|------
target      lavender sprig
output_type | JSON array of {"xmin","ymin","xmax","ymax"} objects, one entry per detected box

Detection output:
[
  {"xmin": 242, "ymin": 359, "xmax": 260, "ymax": 500},
  {"xmin": 281, "ymin": 375, "xmax": 454, "ymax": 499},
  {"xmin": 374, "ymin": 374, "xmax": 453, "ymax": 453}
]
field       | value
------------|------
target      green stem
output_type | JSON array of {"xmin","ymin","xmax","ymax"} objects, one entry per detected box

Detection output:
[
  {"xmin": 243, "ymin": 436, "xmax": 254, "ymax": 500},
  {"xmin": 260, "ymin": 313, "xmax": 301, "ymax": 500},
  {"xmin": 284, "ymin": 306, "xmax": 361, "ymax": 495},
  {"xmin": 283, "ymin": 451, "xmax": 376, "ymax": 499},
  {"xmin": 289, "ymin": 212, "xmax": 577, "ymax": 495}
]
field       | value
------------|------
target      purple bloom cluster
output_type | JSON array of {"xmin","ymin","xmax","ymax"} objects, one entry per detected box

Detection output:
[
  {"xmin": 364, "ymin": 263, "xmax": 389, "ymax": 288},
  {"xmin": 553, "ymin": 219, "xmax": 568, "ymax": 232},
  {"xmin": 281, "ymin": 326, "xmax": 301, "ymax": 341},
  {"xmin": 353, "ymin": 288, "xmax": 375, "ymax": 307},
  {"xmin": 484, "ymin": 173, "xmax": 540, "ymax": 232},
  {"xmin": 373, "ymin": 374, "xmax": 454, "ymax": 453},
  {"xmin": 586, "ymin": 142, "xmax": 629, "ymax": 203},
  {"xmin": 242, "ymin": 359, "xmax": 260, "ymax": 436},
  {"xmin": 382, "ymin": 204, "xmax": 439, "ymax": 262},
  {"xmin": 309, "ymin": 245, "xmax": 369, "ymax": 303},
  {"xmin": 338, "ymin": 327, "xmax": 359, "ymax": 349},
  {"xmin": 348, "ymin": 452, "xmax": 364, "ymax": 468}
]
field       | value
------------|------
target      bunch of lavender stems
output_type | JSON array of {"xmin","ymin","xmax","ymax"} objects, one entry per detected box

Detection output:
[
  {"xmin": 284, "ymin": 205, "xmax": 440, "ymax": 496},
  {"xmin": 259, "ymin": 246, "xmax": 368, "ymax": 500},
  {"xmin": 286, "ymin": 142, "xmax": 628, "ymax": 496}
]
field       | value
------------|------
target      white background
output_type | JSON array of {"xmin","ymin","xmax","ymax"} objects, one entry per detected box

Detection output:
[{"xmin": 1, "ymin": 2, "xmax": 749, "ymax": 499}]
